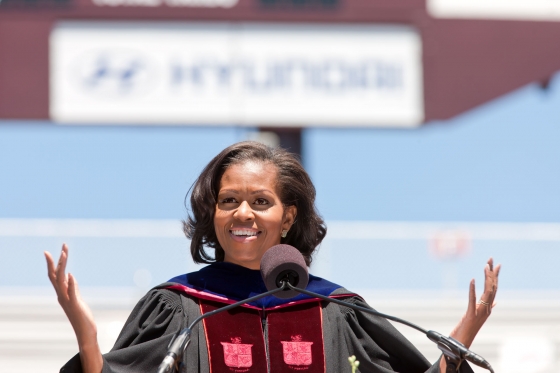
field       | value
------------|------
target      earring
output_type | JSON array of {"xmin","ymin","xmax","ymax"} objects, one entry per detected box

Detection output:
[{"xmin": 281, "ymin": 230, "xmax": 288, "ymax": 238}]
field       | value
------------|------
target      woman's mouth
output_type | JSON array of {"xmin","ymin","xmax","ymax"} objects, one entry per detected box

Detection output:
[{"xmin": 229, "ymin": 229, "xmax": 260, "ymax": 242}]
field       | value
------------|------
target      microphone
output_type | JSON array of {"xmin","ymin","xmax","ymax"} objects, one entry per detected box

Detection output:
[
  {"xmin": 260, "ymin": 245, "xmax": 495, "ymax": 373},
  {"xmin": 426, "ymin": 330, "xmax": 492, "ymax": 370},
  {"xmin": 260, "ymin": 244, "xmax": 309, "ymax": 299}
]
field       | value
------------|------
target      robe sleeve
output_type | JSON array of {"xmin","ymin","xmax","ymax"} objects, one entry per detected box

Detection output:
[
  {"xmin": 60, "ymin": 288, "xmax": 187, "ymax": 373},
  {"xmin": 323, "ymin": 290, "xmax": 474, "ymax": 373}
]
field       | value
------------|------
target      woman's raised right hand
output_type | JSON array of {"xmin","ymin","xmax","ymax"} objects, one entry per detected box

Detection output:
[{"xmin": 45, "ymin": 244, "xmax": 103, "ymax": 373}]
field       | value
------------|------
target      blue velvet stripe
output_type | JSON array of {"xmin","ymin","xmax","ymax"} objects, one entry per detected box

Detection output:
[{"xmin": 167, "ymin": 262, "xmax": 342, "ymax": 309}]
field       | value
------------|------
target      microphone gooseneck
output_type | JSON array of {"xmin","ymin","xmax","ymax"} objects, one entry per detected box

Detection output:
[{"xmin": 285, "ymin": 281, "xmax": 429, "ymax": 334}]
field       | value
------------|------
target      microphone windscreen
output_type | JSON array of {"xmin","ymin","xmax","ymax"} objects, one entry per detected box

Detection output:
[{"xmin": 260, "ymin": 244, "xmax": 309, "ymax": 299}]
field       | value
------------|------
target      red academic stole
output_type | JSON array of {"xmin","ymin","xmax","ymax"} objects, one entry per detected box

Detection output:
[{"xmin": 200, "ymin": 299, "xmax": 325, "ymax": 373}]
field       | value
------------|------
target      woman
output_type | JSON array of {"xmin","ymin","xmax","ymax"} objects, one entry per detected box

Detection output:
[{"xmin": 46, "ymin": 141, "xmax": 500, "ymax": 373}]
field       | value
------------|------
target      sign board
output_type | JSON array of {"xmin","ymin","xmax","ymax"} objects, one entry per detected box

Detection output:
[
  {"xmin": 428, "ymin": 0, "xmax": 560, "ymax": 21},
  {"xmin": 50, "ymin": 22, "xmax": 424, "ymax": 127}
]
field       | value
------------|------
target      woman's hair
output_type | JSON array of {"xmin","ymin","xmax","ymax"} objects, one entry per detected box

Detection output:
[{"xmin": 183, "ymin": 141, "xmax": 326, "ymax": 266}]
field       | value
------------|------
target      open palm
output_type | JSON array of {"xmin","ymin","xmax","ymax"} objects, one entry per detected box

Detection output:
[{"xmin": 45, "ymin": 244, "xmax": 103, "ymax": 373}]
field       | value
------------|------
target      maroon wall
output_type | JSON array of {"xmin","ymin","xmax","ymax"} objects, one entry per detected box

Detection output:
[
  {"xmin": 0, "ymin": 19, "xmax": 51, "ymax": 119},
  {"xmin": 0, "ymin": 0, "xmax": 559, "ymax": 122}
]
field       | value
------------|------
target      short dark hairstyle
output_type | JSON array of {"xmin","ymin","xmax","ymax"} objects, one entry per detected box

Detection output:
[{"xmin": 183, "ymin": 141, "xmax": 326, "ymax": 266}]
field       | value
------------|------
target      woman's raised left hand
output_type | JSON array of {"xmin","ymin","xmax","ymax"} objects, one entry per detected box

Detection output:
[
  {"xmin": 450, "ymin": 257, "xmax": 501, "ymax": 349},
  {"xmin": 438, "ymin": 258, "xmax": 501, "ymax": 372}
]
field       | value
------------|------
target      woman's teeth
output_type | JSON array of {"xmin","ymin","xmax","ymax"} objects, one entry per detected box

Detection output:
[{"xmin": 231, "ymin": 230, "xmax": 258, "ymax": 236}]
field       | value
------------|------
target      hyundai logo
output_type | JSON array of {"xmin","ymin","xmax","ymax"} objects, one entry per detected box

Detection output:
[{"xmin": 71, "ymin": 49, "xmax": 157, "ymax": 99}]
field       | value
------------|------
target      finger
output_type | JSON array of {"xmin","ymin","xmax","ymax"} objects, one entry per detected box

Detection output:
[
  {"xmin": 484, "ymin": 261, "xmax": 501, "ymax": 301},
  {"xmin": 494, "ymin": 263, "xmax": 501, "ymax": 278},
  {"xmin": 483, "ymin": 263, "xmax": 496, "ymax": 295},
  {"xmin": 489, "ymin": 263, "xmax": 501, "ymax": 303},
  {"xmin": 480, "ymin": 262, "xmax": 496, "ymax": 312},
  {"xmin": 468, "ymin": 279, "xmax": 476, "ymax": 315},
  {"xmin": 68, "ymin": 273, "xmax": 80, "ymax": 302},
  {"xmin": 56, "ymin": 244, "xmax": 69, "ymax": 290},
  {"xmin": 44, "ymin": 251, "xmax": 58, "ymax": 285}
]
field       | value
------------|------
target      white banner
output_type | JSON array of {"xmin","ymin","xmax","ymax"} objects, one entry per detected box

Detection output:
[
  {"xmin": 50, "ymin": 23, "xmax": 424, "ymax": 127},
  {"xmin": 428, "ymin": 0, "xmax": 560, "ymax": 21}
]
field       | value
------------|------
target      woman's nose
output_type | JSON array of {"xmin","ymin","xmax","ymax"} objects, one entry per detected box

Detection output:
[{"xmin": 234, "ymin": 201, "xmax": 255, "ymax": 221}]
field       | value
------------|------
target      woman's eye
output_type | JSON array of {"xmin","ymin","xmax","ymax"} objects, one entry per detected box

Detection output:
[
  {"xmin": 221, "ymin": 197, "xmax": 237, "ymax": 204},
  {"xmin": 254, "ymin": 198, "xmax": 269, "ymax": 205}
]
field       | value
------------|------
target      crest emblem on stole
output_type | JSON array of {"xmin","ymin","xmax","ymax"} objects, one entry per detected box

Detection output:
[
  {"xmin": 221, "ymin": 337, "xmax": 253, "ymax": 368},
  {"xmin": 281, "ymin": 335, "xmax": 313, "ymax": 366}
]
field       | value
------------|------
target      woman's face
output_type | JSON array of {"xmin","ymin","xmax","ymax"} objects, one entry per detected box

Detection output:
[{"xmin": 214, "ymin": 161, "xmax": 296, "ymax": 270}]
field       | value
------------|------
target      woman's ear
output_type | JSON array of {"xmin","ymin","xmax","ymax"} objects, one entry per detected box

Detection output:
[{"xmin": 283, "ymin": 205, "xmax": 297, "ymax": 230}]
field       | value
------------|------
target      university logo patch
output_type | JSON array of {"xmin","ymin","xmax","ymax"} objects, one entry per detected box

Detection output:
[
  {"xmin": 281, "ymin": 335, "xmax": 313, "ymax": 366},
  {"xmin": 221, "ymin": 337, "xmax": 253, "ymax": 368}
]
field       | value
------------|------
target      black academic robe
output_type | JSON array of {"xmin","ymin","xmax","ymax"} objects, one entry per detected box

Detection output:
[{"xmin": 60, "ymin": 263, "xmax": 474, "ymax": 373}]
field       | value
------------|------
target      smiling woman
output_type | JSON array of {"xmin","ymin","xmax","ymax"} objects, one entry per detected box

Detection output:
[
  {"xmin": 213, "ymin": 162, "xmax": 296, "ymax": 269},
  {"xmin": 46, "ymin": 141, "xmax": 500, "ymax": 373},
  {"xmin": 184, "ymin": 141, "xmax": 326, "ymax": 267}
]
